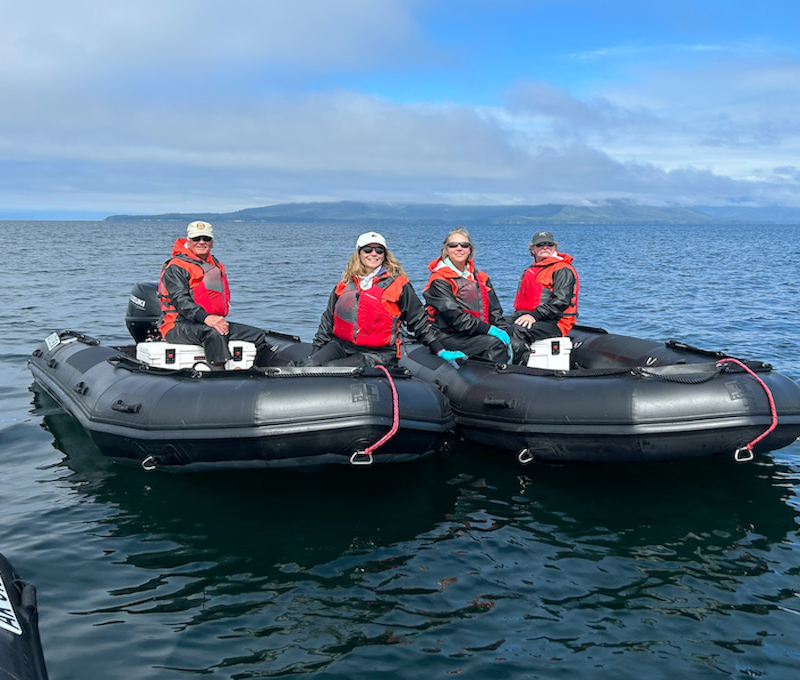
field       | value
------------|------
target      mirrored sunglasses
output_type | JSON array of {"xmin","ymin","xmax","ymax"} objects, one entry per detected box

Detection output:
[{"xmin": 534, "ymin": 241, "xmax": 554, "ymax": 248}]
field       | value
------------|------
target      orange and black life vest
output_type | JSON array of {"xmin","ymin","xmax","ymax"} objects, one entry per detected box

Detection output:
[
  {"xmin": 331, "ymin": 273, "xmax": 408, "ymax": 351},
  {"xmin": 513, "ymin": 254, "xmax": 579, "ymax": 335},
  {"xmin": 425, "ymin": 261, "xmax": 492, "ymax": 330},
  {"xmin": 158, "ymin": 241, "xmax": 230, "ymax": 336}
]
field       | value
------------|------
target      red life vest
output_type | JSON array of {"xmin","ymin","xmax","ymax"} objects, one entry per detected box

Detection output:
[
  {"xmin": 513, "ymin": 254, "xmax": 579, "ymax": 335},
  {"xmin": 425, "ymin": 261, "xmax": 492, "ymax": 329},
  {"xmin": 331, "ymin": 273, "xmax": 408, "ymax": 351},
  {"xmin": 158, "ymin": 244, "xmax": 231, "ymax": 336}
]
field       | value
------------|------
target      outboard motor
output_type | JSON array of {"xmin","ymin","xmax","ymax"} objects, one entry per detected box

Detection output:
[{"xmin": 125, "ymin": 282, "xmax": 161, "ymax": 342}]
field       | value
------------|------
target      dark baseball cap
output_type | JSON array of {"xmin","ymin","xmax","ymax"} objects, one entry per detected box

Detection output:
[{"xmin": 531, "ymin": 231, "xmax": 555, "ymax": 246}]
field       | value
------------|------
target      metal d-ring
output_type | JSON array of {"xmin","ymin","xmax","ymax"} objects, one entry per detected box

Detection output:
[
  {"xmin": 349, "ymin": 450, "xmax": 374, "ymax": 466},
  {"xmin": 517, "ymin": 448, "xmax": 534, "ymax": 465}
]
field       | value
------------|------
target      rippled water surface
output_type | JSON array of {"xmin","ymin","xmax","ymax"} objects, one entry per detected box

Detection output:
[{"xmin": 4, "ymin": 219, "xmax": 800, "ymax": 679}]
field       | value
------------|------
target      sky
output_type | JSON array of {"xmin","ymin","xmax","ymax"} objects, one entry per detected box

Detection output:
[{"xmin": 2, "ymin": 0, "xmax": 800, "ymax": 218}]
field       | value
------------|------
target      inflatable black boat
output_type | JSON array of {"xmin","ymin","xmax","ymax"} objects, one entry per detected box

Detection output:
[
  {"xmin": 0, "ymin": 552, "xmax": 48, "ymax": 680},
  {"xmin": 400, "ymin": 326, "xmax": 800, "ymax": 464},
  {"xmin": 28, "ymin": 284, "xmax": 454, "ymax": 472}
]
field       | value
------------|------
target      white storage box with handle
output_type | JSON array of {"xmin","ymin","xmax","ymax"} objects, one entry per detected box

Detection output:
[
  {"xmin": 526, "ymin": 336, "xmax": 572, "ymax": 370},
  {"xmin": 136, "ymin": 341, "xmax": 257, "ymax": 371}
]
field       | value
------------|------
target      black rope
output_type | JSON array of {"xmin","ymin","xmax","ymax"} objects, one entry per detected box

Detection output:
[
  {"xmin": 258, "ymin": 367, "xmax": 365, "ymax": 379},
  {"xmin": 61, "ymin": 330, "xmax": 100, "ymax": 346},
  {"xmin": 496, "ymin": 361, "xmax": 731, "ymax": 384},
  {"xmin": 632, "ymin": 366, "xmax": 725, "ymax": 384},
  {"xmin": 108, "ymin": 358, "xmax": 400, "ymax": 381},
  {"xmin": 107, "ymin": 354, "xmax": 205, "ymax": 378},
  {"xmin": 497, "ymin": 363, "xmax": 632, "ymax": 378}
]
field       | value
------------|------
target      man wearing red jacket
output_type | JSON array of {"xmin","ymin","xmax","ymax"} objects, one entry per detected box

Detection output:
[
  {"xmin": 158, "ymin": 221, "xmax": 273, "ymax": 370},
  {"xmin": 509, "ymin": 231, "xmax": 579, "ymax": 343}
]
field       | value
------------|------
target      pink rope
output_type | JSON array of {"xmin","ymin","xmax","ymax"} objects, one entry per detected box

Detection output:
[
  {"xmin": 717, "ymin": 358, "xmax": 779, "ymax": 454},
  {"xmin": 364, "ymin": 365, "xmax": 401, "ymax": 457}
]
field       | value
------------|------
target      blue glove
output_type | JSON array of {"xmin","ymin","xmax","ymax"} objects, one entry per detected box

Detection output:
[
  {"xmin": 438, "ymin": 349, "xmax": 468, "ymax": 369},
  {"xmin": 487, "ymin": 325, "xmax": 511, "ymax": 345}
]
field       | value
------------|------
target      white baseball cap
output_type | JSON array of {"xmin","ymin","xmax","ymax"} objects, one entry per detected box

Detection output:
[
  {"xmin": 187, "ymin": 220, "xmax": 214, "ymax": 239},
  {"xmin": 355, "ymin": 231, "xmax": 387, "ymax": 249}
]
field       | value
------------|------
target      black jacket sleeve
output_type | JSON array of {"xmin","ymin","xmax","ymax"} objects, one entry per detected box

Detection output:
[
  {"xmin": 398, "ymin": 282, "xmax": 444, "ymax": 354},
  {"xmin": 311, "ymin": 288, "xmax": 339, "ymax": 350}
]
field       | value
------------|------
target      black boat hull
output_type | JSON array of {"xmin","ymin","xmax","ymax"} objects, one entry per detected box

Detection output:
[
  {"xmin": 401, "ymin": 326, "xmax": 800, "ymax": 463},
  {"xmin": 29, "ymin": 332, "xmax": 454, "ymax": 471}
]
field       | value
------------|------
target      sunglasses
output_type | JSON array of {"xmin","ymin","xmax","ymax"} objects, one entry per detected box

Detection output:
[
  {"xmin": 190, "ymin": 236, "xmax": 213, "ymax": 242},
  {"xmin": 360, "ymin": 245, "xmax": 385, "ymax": 254},
  {"xmin": 534, "ymin": 241, "xmax": 554, "ymax": 248},
  {"xmin": 447, "ymin": 242, "xmax": 471, "ymax": 249}
]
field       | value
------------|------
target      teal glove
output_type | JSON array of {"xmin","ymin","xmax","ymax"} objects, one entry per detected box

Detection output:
[
  {"xmin": 438, "ymin": 349, "xmax": 468, "ymax": 369},
  {"xmin": 487, "ymin": 325, "xmax": 511, "ymax": 345}
]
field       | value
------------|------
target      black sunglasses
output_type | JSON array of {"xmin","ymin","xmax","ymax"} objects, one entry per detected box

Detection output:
[
  {"xmin": 190, "ymin": 235, "xmax": 213, "ymax": 242},
  {"xmin": 534, "ymin": 241, "xmax": 554, "ymax": 248},
  {"xmin": 360, "ymin": 245, "xmax": 385, "ymax": 254},
  {"xmin": 447, "ymin": 242, "xmax": 471, "ymax": 249}
]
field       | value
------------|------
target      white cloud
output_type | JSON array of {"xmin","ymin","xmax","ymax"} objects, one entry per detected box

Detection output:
[
  {"xmin": 0, "ymin": 0, "xmax": 436, "ymax": 96},
  {"xmin": 2, "ymin": 2, "xmax": 800, "ymax": 214}
]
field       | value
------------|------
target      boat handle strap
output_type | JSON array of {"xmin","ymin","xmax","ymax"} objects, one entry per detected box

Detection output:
[
  {"xmin": 111, "ymin": 399, "xmax": 142, "ymax": 414},
  {"xmin": 484, "ymin": 397, "xmax": 518, "ymax": 409}
]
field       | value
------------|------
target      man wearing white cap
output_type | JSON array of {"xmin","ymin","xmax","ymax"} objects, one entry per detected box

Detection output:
[{"xmin": 158, "ymin": 221, "xmax": 273, "ymax": 369}]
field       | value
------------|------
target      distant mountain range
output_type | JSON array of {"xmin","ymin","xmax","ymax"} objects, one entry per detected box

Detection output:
[{"xmin": 105, "ymin": 201, "xmax": 800, "ymax": 225}]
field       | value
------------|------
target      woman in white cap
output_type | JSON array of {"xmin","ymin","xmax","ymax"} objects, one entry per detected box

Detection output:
[{"xmin": 307, "ymin": 231, "xmax": 464, "ymax": 368}]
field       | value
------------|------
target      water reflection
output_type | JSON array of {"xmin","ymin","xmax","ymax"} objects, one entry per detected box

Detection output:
[
  {"xmin": 448, "ymin": 445, "xmax": 799, "ymax": 546},
  {"xmin": 32, "ymin": 386, "xmax": 800, "ymax": 678},
  {"xmin": 35, "ymin": 387, "xmax": 463, "ymax": 675},
  {"xmin": 429, "ymin": 446, "xmax": 800, "ymax": 675},
  {"xmin": 38, "ymin": 408, "xmax": 456, "ymax": 567}
]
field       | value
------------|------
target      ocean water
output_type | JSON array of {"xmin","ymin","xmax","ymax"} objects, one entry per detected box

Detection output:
[{"xmin": 3, "ymin": 219, "xmax": 800, "ymax": 679}]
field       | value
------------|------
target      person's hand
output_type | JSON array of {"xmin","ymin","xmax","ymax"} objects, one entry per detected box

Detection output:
[
  {"xmin": 487, "ymin": 325, "xmax": 511, "ymax": 345},
  {"xmin": 514, "ymin": 314, "xmax": 536, "ymax": 329},
  {"xmin": 438, "ymin": 349, "xmax": 468, "ymax": 369},
  {"xmin": 204, "ymin": 315, "xmax": 229, "ymax": 335}
]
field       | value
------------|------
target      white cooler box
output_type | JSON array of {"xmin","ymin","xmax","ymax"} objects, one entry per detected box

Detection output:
[
  {"xmin": 526, "ymin": 336, "xmax": 572, "ymax": 370},
  {"xmin": 136, "ymin": 341, "xmax": 257, "ymax": 370}
]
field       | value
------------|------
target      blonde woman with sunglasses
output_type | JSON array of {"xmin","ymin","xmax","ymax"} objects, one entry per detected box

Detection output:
[
  {"xmin": 424, "ymin": 228, "xmax": 523, "ymax": 364},
  {"xmin": 307, "ymin": 231, "xmax": 453, "ymax": 368}
]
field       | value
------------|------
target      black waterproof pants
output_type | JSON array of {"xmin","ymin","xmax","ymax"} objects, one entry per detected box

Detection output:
[
  {"xmin": 305, "ymin": 338, "xmax": 398, "ymax": 368},
  {"xmin": 436, "ymin": 330, "xmax": 525, "ymax": 364}
]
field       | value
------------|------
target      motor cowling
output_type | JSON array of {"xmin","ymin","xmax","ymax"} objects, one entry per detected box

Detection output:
[{"xmin": 126, "ymin": 282, "xmax": 161, "ymax": 342}]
